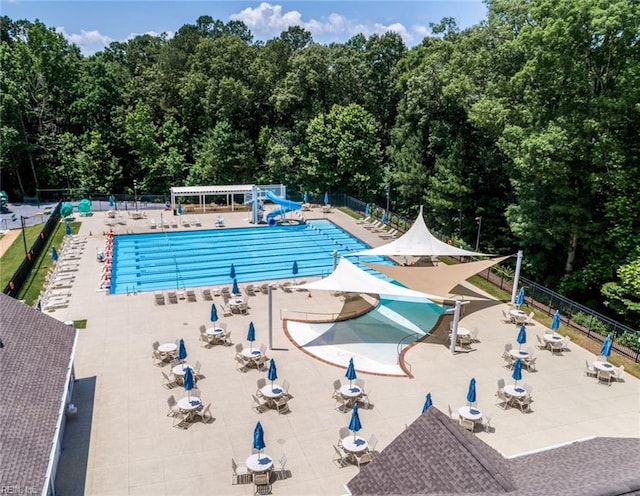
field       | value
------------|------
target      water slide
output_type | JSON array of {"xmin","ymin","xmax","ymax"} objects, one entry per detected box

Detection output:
[{"xmin": 265, "ymin": 190, "xmax": 302, "ymax": 226}]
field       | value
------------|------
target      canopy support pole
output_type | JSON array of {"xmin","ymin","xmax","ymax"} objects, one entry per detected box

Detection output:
[
  {"xmin": 511, "ymin": 250, "xmax": 523, "ymax": 303},
  {"xmin": 449, "ymin": 300, "xmax": 462, "ymax": 354},
  {"xmin": 267, "ymin": 284, "xmax": 273, "ymax": 350}
]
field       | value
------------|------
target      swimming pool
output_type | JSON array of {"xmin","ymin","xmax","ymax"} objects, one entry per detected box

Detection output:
[
  {"xmin": 110, "ymin": 220, "xmax": 393, "ymax": 294},
  {"xmin": 286, "ymin": 297, "xmax": 444, "ymax": 376}
]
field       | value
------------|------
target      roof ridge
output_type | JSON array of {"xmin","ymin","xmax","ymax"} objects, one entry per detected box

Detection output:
[{"xmin": 435, "ymin": 410, "xmax": 517, "ymax": 492}]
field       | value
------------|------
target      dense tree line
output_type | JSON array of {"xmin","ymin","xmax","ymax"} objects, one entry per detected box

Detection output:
[{"xmin": 1, "ymin": 0, "xmax": 638, "ymax": 326}]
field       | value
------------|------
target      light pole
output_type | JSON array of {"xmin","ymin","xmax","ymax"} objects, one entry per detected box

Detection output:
[
  {"xmin": 133, "ymin": 179, "xmax": 138, "ymax": 211},
  {"xmin": 385, "ymin": 183, "xmax": 390, "ymax": 213},
  {"xmin": 475, "ymin": 216, "xmax": 483, "ymax": 252}
]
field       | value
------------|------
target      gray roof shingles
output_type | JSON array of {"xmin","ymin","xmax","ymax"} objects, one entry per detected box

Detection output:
[
  {"xmin": 0, "ymin": 294, "xmax": 76, "ymax": 492},
  {"xmin": 347, "ymin": 408, "xmax": 640, "ymax": 496}
]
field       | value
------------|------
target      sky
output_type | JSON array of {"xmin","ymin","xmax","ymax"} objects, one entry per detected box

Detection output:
[{"xmin": 2, "ymin": 1, "xmax": 489, "ymax": 56}]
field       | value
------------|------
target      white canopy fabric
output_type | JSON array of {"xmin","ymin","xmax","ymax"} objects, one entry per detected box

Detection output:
[
  {"xmin": 293, "ymin": 258, "xmax": 447, "ymax": 303},
  {"xmin": 352, "ymin": 205, "xmax": 490, "ymax": 258}
]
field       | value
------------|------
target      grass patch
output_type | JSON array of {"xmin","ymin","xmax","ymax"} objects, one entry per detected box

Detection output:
[
  {"xmin": 337, "ymin": 206, "xmax": 362, "ymax": 220},
  {"xmin": 0, "ymin": 221, "xmax": 80, "ymax": 306},
  {"xmin": 73, "ymin": 319, "xmax": 87, "ymax": 329}
]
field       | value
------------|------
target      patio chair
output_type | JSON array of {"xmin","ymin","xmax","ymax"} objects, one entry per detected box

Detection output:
[
  {"xmin": 368, "ymin": 434, "xmax": 378, "ymax": 453},
  {"xmin": 202, "ymin": 288, "xmax": 213, "ymax": 300},
  {"xmin": 259, "ymin": 283, "xmax": 270, "ymax": 294},
  {"xmin": 186, "ymin": 289, "xmax": 197, "ymax": 302},
  {"xmin": 447, "ymin": 404, "xmax": 457, "ymax": 419},
  {"xmin": 251, "ymin": 394, "xmax": 268, "ymax": 413},
  {"xmin": 338, "ymin": 427, "xmax": 350, "ymax": 444},
  {"xmin": 231, "ymin": 458, "xmax": 251, "ymax": 485},
  {"xmin": 525, "ymin": 311, "xmax": 535, "ymax": 325},
  {"xmin": 459, "ymin": 417, "xmax": 475, "ymax": 432},
  {"xmin": 195, "ymin": 403, "xmax": 213, "ymax": 424},
  {"xmin": 161, "ymin": 371, "xmax": 179, "ymax": 389},
  {"xmin": 524, "ymin": 356, "xmax": 537, "ymax": 372},
  {"xmin": 562, "ymin": 336, "xmax": 571, "ymax": 351},
  {"xmin": 221, "ymin": 287, "xmax": 232, "ymax": 299},
  {"xmin": 597, "ymin": 369, "xmax": 612, "ymax": 386},
  {"xmin": 154, "ymin": 292, "xmax": 165, "ymax": 305},
  {"xmin": 200, "ymin": 332, "xmax": 211, "ymax": 348},
  {"xmin": 332, "ymin": 379, "xmax": 342, "ymax": 398},
  {"xmin": 549, "ymin": 340, "xmax": 564, "ymax": 354},
  {"xmin": 613, "ymin": 365, "xmax": 625, "ymax": 382},
  {"xmin": 255, "ymin": 354, "xmax": 269, "ymax": 371},
  {"xmin": 189, "ymin": 389, "xmax": 202, "ymax": 399},
  {"xmin": 584, "ymin": 359, "xmax": 597, "ymax": 377},
  {"xmin": 501, "ymin": 309, "xmax": 511, "ymax": 324},
  {"xmin": 482, "ymin": 414, "xmax": 494, "ymax": 433},
  {"xmin": 355, "ymin": 451, "xmax": 374, "ymax": 469},
  {"xmin": 235, "ymin": 355, "xmax": 248, "ymax": 373},
  {"xmin": 470, "ymin": 327, "xmax": 480, "ymax": 342},
  {"xmin": 355, "ymin": 378, "xmax": 366, "ymax": 392},
  {"xmin": 333, "ymin": 445, "xmax": 349, "ymax": 468},
  {"xmin": 256, "ymin": 378, "xmax": 267, "ymax": 397},
  {"xmin": 495, "ymin": 388, "xmax": 509, "ymax": 410},
  {"xmin": 281, "ymin": 379, "xmax": 292, "ymax": 399},
  {"xmin": 167, "ymin": 291, "xmax": 178, "ymax": 304},
  {"xmin": 172, "ymin": 411, "xmax": 192, "ymax": 429},
  {"xmin": 244, "ymin": 284, "xmax": 256, "ymax": 296},
  {"xmin": 166, "ymin": 395, "xmax": 179, "ymax": 416},
  {"xmin": 273, "ymin": 396, "xmax": 291, "ymax": 415},
  {"xmin": 502, "ymin": 352, "xmax": 515, "ymax": 368},
  {"xmin": 151, "ymin": 349, "xmax": 165, "ymax": 366},
  {"xmin": 357, "ymin": 390, "xmax": 371, "ymax": 409},
  {"xmin": 458, "ymin": 334, "xmax": 473, "ymax": 348},
  {"xmin": 193, "ymin": 360, "xmax": 203, "ymax": 380},
  {"xmin": 504, "ymin": 343, "xmax": 513, "ymax": 352},
  {"xmin": 272, "ymin": 453, "xmax": 288, "ymax": 480},
  {"xmin": 334, "ymin": 393, "xmax": 348, "ymax": 413},
  {"xmin": 515, "ymin": 394, "xmax": 533, "ymax": 413},
  {"xmin": 536, "ymin": 334, "xmax": 546, "ymax": 350}
]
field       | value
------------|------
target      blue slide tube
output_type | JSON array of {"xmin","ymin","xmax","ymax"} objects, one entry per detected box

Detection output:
[{"xmin": 265, "ymin": 191, "xmax": 301, "ymax": 226}]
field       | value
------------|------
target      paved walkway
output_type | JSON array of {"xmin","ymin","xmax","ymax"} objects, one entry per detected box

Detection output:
[{"xmin": 50, "ymin": 207, "xmax": 640, "ymax": 495}]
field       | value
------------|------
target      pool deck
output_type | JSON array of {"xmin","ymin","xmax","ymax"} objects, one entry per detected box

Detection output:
[{"xmin": 50, "ymin": 207, "xmax": 640, "ymax": 495}]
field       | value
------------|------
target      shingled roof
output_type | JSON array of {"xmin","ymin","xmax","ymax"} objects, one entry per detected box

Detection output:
[
  {"xmin": 347, "ymin": 407, "xmax": 640, "ymax": 496},
  {"xmin": 0, "ymin": 294, "xmax": 77, "ymax": 493},
  {"xmin": 347, "ymin": 406, "xmax": 516, "ymax": 495}
]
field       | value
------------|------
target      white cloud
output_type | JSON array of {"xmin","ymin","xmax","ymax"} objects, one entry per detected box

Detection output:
[
  {"xmin": 231, "ymin": 2, "xmax": 428, "ymax": 46},
  {"xmin": 56, "ymin": 27, "xmax": 113, "ymax": 56}
]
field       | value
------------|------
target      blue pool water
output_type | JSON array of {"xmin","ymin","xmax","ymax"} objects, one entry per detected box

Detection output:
[{"xmin": 110, "ymin": 219, "xmax": 393, "ymax": 294}]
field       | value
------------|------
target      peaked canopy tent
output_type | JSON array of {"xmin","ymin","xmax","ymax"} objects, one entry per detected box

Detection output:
[
  {"xmin": 365, "ymin": 256, "xmax": 511, "ymax": 298},
  {"xmin": 293, "ymin": 258, "xmax": 447, "ymax": 303},
  {"xmin": 352, "ymin": 205, "xmax": 490, "ymax": 258}
]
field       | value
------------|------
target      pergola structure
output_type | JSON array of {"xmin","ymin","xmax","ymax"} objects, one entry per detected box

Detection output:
[{"xmin": 169, "ymin": 184, "xmax": 286, "ymax": 223}]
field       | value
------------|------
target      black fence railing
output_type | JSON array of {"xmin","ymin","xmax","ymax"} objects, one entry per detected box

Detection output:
[
  {"xmin": 478, "ymin": 265, "xmax": 639, "ymax": 362},
  {"xmin": 3, "ymin": 202, "xmax": 62, "ymax": 298}
]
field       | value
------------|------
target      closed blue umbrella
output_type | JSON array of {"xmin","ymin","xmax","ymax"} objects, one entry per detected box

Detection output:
[
  {"xmin": 178, "ymin": 338, "xmax": 187, "ymax": 362},
  {"xmin": 349, "ymin": 404, "xmax": 362, "ymax": 440},
  {"xmin": 466, "ymin": 378, "xmax": 477, "ymax": 406},
  {"xmin": 177, "ymin": 203, "xmax": 183, "ymax": 215},
  {"xmin": 108, "ymin": 195, "xmax": 114, "ymax": 208},
  {"xmin": 36, "ymin": 300, "xmax": 42, "ymax": 311},
  {"xmin": 601, "ymin": 335, "xmax": 612, "ymax": 358},
  {"xmin": 253, "ymin": 421, "xmax": 266, "ymax": 459},
  {"xmin": 230, "ymin": 263, "xmax": 236, "ymax": 279},
  {"xmin": 210, "ymin": 303, "xmax": 218, "ymax": 324},
  {"xmin": 247, "ymin": 321, "xmax": 256, "ymax": 350},
  {"xmin": 364, "ymin": 204, "xmax": 370, "ymax": 215},
  {"xmin": 516, "ymin": 324, "xmax": 527, "ymax": 350},
  {"xmin": 267, "ymin": 358, "xmax": 278, "ymax": 388},
  {"xmin": 292, "ymin": 261, "xmax": 299, "ymax": 277},
  {"xmin": 232, "ymin": 278, "xmax": 239, "ymax": 295},
  {"xmin": 65, "ymin": 223, "xmax": 72, "ymax": 235},
  {"xmin": 183, "ymin": 365, "xmax": 195, "ymax": 400},
  {"xmin": 345, "ymin": 357, "xmax": 357, "ymax": 387},
  {"xmin": 51, "ymin": 246, "xmax": 58, "ymax": 261},
  {"xmin": 303, "ymin": 191, "xmax": 308, "ymax": 203},
  {"xmin": 516, "ymin": 287, "xmax": 525, "ymax": 306},
  {"xmin": 324, "ymin": 192, "xmax": 329, "ymax": 205},
  {"xmin": 550, "ymin": 310, "xmax": 561, "ymax": 331},
  {"xmin": 381, "ymin": 211, "xmax": 387, "ymax": 223},
  {"xmin": 512, "ymin": 358, "xmax": 523, "ymax": 385},
  {"xmin": 422, "ymin": 393, "xmax": 433, "ymax": 414}
]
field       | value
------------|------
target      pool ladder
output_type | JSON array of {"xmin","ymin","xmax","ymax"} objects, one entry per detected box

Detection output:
[{"xmin": 397, "ymin": 332, "xmax": 420, "ymax": 373}]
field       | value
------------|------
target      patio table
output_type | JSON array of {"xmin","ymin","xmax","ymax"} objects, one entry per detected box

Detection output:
[
  {"xmin": 246, "ymin": 453, "xmax": 273, "ymax": 472},
  {"xmin": 177, "ymin": 396, "xmax": 201, "ymax": 421},
  {"xmin": 261, "ymin": 384, "xmax": 284, "ymax": 399},
  {"xmin": 504, "ymin": 385, "xmax": 527, "ymax": 398},
  {"xmin": 509, "ymin": 309, "xmax": 527, "ymax": 323},
  {"xmin": 593, "ymin": 361, "xmax": 614, "ymax": 373},
  {"xmin": 509, "ymin": 349, "xmax": 530, "ymax": 360},
  {"xmin": 339, "ymin": 384, "xmax": 362, "ymax": 408},
  {"xmin": 341, "ymin": 436, "xmax": 368, "ymax": 454},
  {"xmin": 458, "ymin": 406, "xmax": 483, "ymax": 421},
  {"xmin": 172, "ymin": 364, "xmax": 193, "ymax": 385},
  {"xmin": 543, "ymin": 334, "xmax": 562, "ymax": 343}
]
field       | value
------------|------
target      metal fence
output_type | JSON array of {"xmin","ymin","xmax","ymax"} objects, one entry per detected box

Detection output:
[
  {"xmin": 478, "ymin": 266, "xmax": 639, "ymax": 362},
  {"xmin": 3, "ymin": 202, "xmax": 62, "ymax": 298}
]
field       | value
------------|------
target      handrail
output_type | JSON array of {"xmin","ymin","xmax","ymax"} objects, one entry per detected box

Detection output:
[{"xmin": 396, "ymin": 332, "xmax": 420, "ymax": 373}]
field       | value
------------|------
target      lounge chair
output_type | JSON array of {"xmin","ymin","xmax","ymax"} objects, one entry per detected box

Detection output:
[
  {"xmin": 186, "ymin": 289, "xmax": 197, "ymax": 302},
  {"xmin": 170, "ymin": 217, "xmax": 178, "ymax": 228},
  {"xmin": 154, "ymin": 291, "xmax": 165, "ymax": 305},
  {"xmin": 279, "ymin": 281, "xmax": 293, "ymax": 293},
  {"xmin": 215, "ymin": 215, "xmax": 225, "ymax": 227},
  {"xmin": 202, "ymin": 288, "xmax": 212, "ymax": 300},
  {"xmin": 181, "ymin": 217, "xmax": 190, "ymax": 227},
  {"xmin": 244, "ymin": 284, "xmax": 256, "ymax": 296},
  {"xmin": 193, "ymin": 217, "xmax": 202, "ymax": 226},
  {"xmin": 167, "ymin": 291, "xmax": 178, "ymax": 304}
]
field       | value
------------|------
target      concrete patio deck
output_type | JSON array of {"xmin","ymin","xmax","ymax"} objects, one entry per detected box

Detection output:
[{"xmin": 50, "ymin": 206, "xmax": 640, "ymax": 495}]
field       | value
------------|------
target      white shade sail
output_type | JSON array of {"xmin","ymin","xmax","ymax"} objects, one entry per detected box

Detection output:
[
  {"xmin": 293, "ymin": 258, "xmax": 446, "ymax": 303},
  {"xmin": 352, "ymin": 206, "xmax": 490, "ymax": 258}
]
